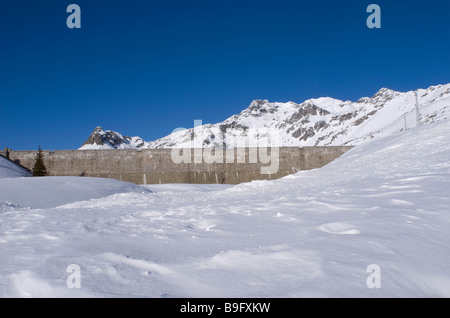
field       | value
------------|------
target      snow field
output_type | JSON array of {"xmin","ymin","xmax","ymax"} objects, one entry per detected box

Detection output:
[{"xmin": 0, "ymin": 120, "xmax": 449, "ymax": 297}]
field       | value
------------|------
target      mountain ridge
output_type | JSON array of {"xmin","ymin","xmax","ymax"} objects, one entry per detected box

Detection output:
[{"xmin": 80, "ymin": 84, "xmax": 450, "ymax": 150}]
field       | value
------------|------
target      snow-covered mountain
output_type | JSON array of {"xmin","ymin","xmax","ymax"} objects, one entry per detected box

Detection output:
[
  {"xmin": 80, "ymin": 126, "xmax": 152, "ymax": 150},
  {"xmin": 80, "ymin": 84, "xmax": 450, "ymax": 149}
]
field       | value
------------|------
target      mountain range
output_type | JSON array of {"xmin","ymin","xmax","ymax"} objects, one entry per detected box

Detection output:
[{"xmin": 80, "ymin": 84, "xmax": 450, "ymax": 150}]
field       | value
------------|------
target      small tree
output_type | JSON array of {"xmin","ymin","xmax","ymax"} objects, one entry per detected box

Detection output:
[{"xmin": 32, "ymin": 146, "xmax": 47, "ymax": 176}]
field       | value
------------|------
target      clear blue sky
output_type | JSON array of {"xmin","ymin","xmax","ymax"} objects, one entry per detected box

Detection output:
[{"xmin": 1, "ymin": 0, "xmax": 449, "ymax": 150}]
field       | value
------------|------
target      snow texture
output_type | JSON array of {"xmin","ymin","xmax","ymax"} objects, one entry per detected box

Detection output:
[{"xmin": 1, "ymin": 119, "xmax": 450, "ymax": 297}]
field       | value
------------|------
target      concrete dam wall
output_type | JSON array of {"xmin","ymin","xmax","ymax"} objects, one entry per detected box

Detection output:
[{"xmin": 0, "ymin": 147, "xmax": 352, "ymax": 185}]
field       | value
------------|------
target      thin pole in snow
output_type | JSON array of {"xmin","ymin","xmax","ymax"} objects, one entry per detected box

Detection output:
[{"xmin": 415, "ymin": 91, "xmax": 422, "ymax": 126}]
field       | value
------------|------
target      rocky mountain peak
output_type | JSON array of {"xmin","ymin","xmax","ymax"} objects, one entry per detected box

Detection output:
[
  {"xmin": 79, "ymin": 83, "xmax": 450, "ymax": 150},
  {"xmin": 82, "ymin": 127, "xmax": 126, "ymax": 148}
]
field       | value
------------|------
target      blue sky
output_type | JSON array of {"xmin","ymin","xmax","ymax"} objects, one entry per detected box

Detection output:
[{"xmin": 1, "ymin": 0, "xmax": 449, "ymax": 150}]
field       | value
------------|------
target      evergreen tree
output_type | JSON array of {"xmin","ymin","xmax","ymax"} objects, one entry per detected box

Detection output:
[{"xmin": 32, "ymin": 146, "xmax": 47, "ymax": 176}]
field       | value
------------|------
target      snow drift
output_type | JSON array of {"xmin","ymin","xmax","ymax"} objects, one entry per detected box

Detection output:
[
  {"xmin": 0, "ymin": 177, "xmax": 151, "ymax": 210},
  {"xmin": 0, "ymin": 155, "xmax": 32, "ymax": 179}
]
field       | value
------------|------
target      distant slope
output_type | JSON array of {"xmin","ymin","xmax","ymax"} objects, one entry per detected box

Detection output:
[
  {"xmin": 0, "ymin": 155, "xmax": 32, "ymax": 178},
  {"xmin": 80, "ymin": 84, "xmax": 450, "ymax": 149}
]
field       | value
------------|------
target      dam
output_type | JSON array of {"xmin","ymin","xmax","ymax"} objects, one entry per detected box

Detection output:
[{"xmin": 0, "ymin": 146, "xmax": 352, "ymax": 185}]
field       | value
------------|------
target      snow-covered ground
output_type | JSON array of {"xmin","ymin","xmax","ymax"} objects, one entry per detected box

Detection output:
[
  {"xmin": 1, "ymin": 120, "xmax": 450, "ymax": 297},
  {"xmin": 0, "ymin": 177, "xmax": 151, "ymax": 209},
  {"xmin": 0, "ymin": 156, "xmax": 32, "ymax": 179}
]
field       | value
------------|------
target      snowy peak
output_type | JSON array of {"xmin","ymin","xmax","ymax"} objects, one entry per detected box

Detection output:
[
  {"xmin": 373, "ymin": 87, "xmax": 396, "ymax": 98},
  {"xmin": 80, "ymin": 126, "xmax": 150, "ymax": 150},
  {"xmin": 82, "ymin": 127, "xmax": 121, "ymax": 148},
  {"xmin": 79, "ymin": 84, "xmax": 450, "ymax": 149},
  {"xmin": 236, "ymin": 99, "xmax": 282, "ymax": 119}
]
